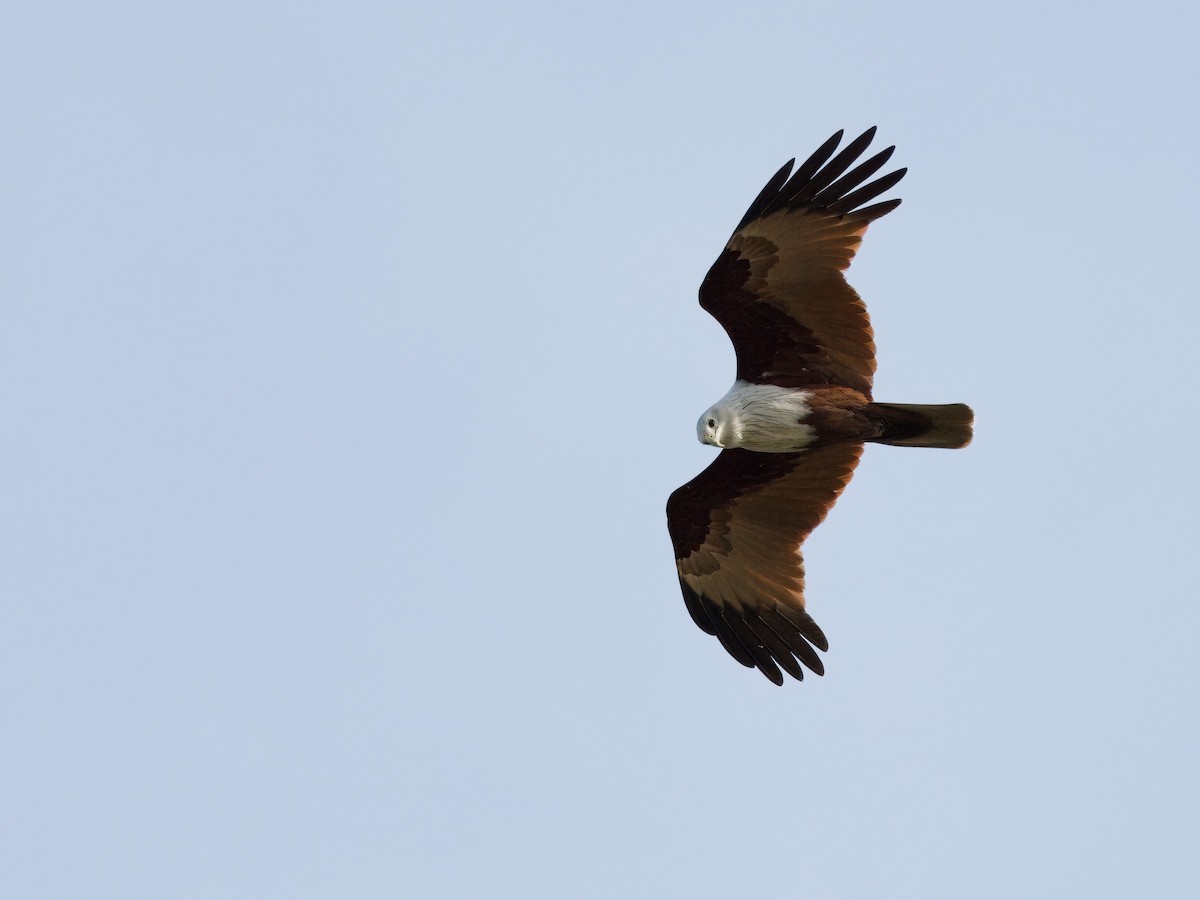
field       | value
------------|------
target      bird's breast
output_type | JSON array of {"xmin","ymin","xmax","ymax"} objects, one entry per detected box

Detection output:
[{"xmin": 724, "ymin": 381, "xmax": 818, "ymax": 453}]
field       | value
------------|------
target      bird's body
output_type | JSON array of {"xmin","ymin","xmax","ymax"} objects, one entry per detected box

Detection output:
[
  {"xmin": 700, "ymin": 381, "xmax": 972, "ymax": 452},
  {"xmin": 667, "ymin": 127, "xmax": 973, "ymax": 685}
]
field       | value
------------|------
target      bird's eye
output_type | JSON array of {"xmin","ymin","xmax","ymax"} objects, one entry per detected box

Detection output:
[{"xmin": 707, "ymin": 418, "xmax": 716, "ymax": 428}]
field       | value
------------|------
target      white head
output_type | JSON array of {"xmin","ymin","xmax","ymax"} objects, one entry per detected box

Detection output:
[{"xmin": 696, "ymin": 402, "xmax": 742, "ymax": 448}]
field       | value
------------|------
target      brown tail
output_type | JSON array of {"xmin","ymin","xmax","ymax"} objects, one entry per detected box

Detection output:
[{"xmin": 868, "ymin": 402, "xmax": 974, "ymax": 449}]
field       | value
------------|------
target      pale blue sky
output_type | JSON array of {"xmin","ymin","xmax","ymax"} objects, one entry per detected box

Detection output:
[{"xmin": 4, "ymin": 1, "xmax": 1199, "ymax": 897}]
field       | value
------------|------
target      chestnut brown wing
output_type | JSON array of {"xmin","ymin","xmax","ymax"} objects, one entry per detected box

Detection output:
[
  {"xmin": 666, "ymin": 444, "xmax": 863, "ymax": 684},
  {"xmin": 699, "ymin": 127, "xmax": 906, "ymax": 397}
]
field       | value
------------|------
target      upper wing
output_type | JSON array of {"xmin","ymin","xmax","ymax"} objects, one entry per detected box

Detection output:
[
  {"xmin": 666, "ymin": 443, "xmax": 863, "ymax": 684},
  {"xmin": 700, "ymin": 127, "xmax": 906, "ymax": 398}
]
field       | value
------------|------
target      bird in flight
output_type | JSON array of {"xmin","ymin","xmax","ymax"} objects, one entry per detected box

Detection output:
[{"xmin": 666, "ymin": 127, "xmax": 973, "ymax": 685}]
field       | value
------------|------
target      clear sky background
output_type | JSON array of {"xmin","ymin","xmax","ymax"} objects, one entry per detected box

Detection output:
[{"xmin": 4, "ymin": 1, "xmax": 1199, "ymax": 897}]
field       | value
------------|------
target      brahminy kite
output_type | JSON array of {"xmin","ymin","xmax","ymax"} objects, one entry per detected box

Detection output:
[{"xmin": 667, "ymin": 127, "xmax": 973, "ymax": 685}]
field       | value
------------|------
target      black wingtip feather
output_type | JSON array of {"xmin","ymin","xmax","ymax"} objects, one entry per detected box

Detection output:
[
  {"xmin": 730, "ymin": 127, "xmax": 905, "ymax": 233},
  {"xmin": 826, "ymin": 167, "xmax": 907, "ymax": 217},
  {"xmin": 812, "ymin": 146, "xmax": 895, "ymax": 206},
  {"xmin": 791, "ymin": 127, "xmax": 879, "ymax": 203},
  {"xmin": 751, "ymin": 617, "xmax": 808, "ymax": 682},
  {"xmin": 712, "ymin": 617, "xmax": 758, "ymax": 669},
  {"xmin": 852, "ymin": 197, "xmax": 903, "ymax": 221},
  {"xmin": 733, "ymin": 158, "xmax": 796, "ymax": 232},
  {"xmin": 758, "ymin": 607, "xmax": 824, "ymax": 676},
  {"xmin": 774, "ymin": 604, "xmax": 829, "ymax": 652},
  {"xmin": 680, "ymin": 582, "xmax": 717, "ymax": 635},
  {"xmin": 681, "ymin": 584, "xmax": 830, "ymax": 683},
  {"xmin": 787, "ymin": 129, "xmax": 845, "ymax": 193},
  {"xmin": 727, "ymin": 617, "xmax": 785, "ymax": 685}
]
